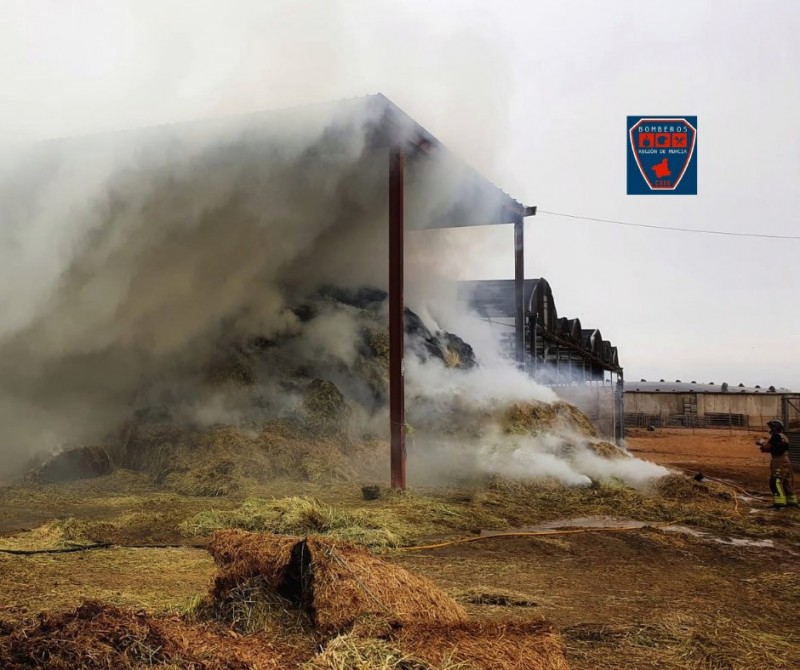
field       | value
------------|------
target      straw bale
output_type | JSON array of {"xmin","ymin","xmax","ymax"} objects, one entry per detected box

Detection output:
[
  {"xmin": 305, "ymin": 536, "xmax": 467, "ymax": 637},
  {"xmin": 303, "ymin": 379, "xmax": 347, "ymax": 426},
  {"xmin": 365, "ymin": 328, "xmax": 390, "ymax": 365},
  {"xmin": 204, "ymin": 353, "xmax": 256, "ymax": 387},
  {"xmin": 391, "ymin": 620, "xmax": 569, "ymax": 670}
]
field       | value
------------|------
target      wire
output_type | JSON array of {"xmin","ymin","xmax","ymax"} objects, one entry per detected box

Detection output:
[
  {"xmin": 537, "ymin": 210, "xmax": 800, "ymax": 240},
  {"xmin": 0, "ymin": 542, "xmax": 205, "ymax": 556}
]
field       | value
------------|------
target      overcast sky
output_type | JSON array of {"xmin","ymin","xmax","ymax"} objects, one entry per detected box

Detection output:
[{"xmin": 1, "ymin": 0, "xmax": 798, "ymax": 389}]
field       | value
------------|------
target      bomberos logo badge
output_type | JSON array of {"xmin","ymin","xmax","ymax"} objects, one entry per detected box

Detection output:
[{"xmin": 627, "ymin": 116, "xmax": 697, "ymax": 195}]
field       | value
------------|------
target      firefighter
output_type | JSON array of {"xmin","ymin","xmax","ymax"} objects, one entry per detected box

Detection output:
[{"xmin": 757, "ymin": 419, "xmax": 797, "ymax": 508}]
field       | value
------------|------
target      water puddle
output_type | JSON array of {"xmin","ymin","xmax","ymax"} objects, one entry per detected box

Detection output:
[
  {"xmin": 481, "ymin": 515, "xmax": 774, "ymax": 549},
  {"xmin": 660, "ymin": 525, "xmax": 774, "ymax": 548}
]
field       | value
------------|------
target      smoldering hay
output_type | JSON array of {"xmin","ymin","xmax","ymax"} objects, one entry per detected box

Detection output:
[{"xmin": 0, "ymin": 99, "xmax": 667, "ymax": 487}]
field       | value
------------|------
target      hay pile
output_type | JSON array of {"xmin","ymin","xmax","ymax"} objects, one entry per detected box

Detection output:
[
  {"xmin": 110, "ymin": 422, "xmax": 362, "ymax": 495},
  {"xmin": 0, "ymin": 530, "xmax": 569, "ymax": 670},
  {"xmin": 501, "ymin": 401, "xmax": 597, "ymax": 438},
  {"xmin": 206, "ymin": 530, "xmax": 467, "ymax": 636},
  {"xmin": 586, "ymin": 440, "xmax": 628, "ymax": 459},
  {"xmin": 391, "ymin": 621, "xmax": 569, "ymax": 670},
  {"xmin": 0, "ymin": 519, "xmax": 94, "ymax": 552},
  {"xmin": 182, "ymin": 496, "xmax": 406, "ymax": 549},
  {"xmin": 0, "ymin": 601, "xmax": 177, "ymax": 669},
  {"xmin": 655, "ymin": 472, "xmax": 736, "ymax": 503},
  {"xmin": 303, "ymin": 379, "xmax": 349, "ymax": 432},
  {"xmin": 0, "ymin": 600, "xmax": 299, "ymax": 670},
  {"xmin": 198, "ymin": 530, "xmax": 568, "ymax": 670}
]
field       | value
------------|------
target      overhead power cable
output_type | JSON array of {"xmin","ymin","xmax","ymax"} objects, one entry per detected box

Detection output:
[{"xmin": 536, "ymin": 210, "xmax": 800, "ymax": 240}]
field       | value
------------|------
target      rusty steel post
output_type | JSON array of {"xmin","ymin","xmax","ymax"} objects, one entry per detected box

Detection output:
[
  {"xmin": 389, "ymin": 146, "xmax": 406, "ymax": 490},
  {"xmin": 514, "ymin": 217, "xmax": 525, "ymax": 370}
]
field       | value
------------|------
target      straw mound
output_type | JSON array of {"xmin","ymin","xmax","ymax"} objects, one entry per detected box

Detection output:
[
  {"xmin": 111, "ymin": 422, "xmax": 357, "ymax": 495},
  {"xmin": 0, "ymin": 600, "xmax": 174, "ymax": 669},
  {"xmin": 203, "ymin": 531, "xmax": 567, "ymax": 669},
  {"xmin": 184, "ymin": 497, "xmax": 405, "ymax": 549},
  {"xmin": 503, "ymin": 400, "xmax": 597, "ymax": 438},
  {"xmin": 303, "ymin": 379, "xmax": 350, "ymax": 431},
  {"xmin": 0, "ymin": 531, "xmax": 569, "ymax": 670},
  {"xmin": 208, "ymin": 530, "xmax": 299, "ymax": 585},
  {"xmin": 305, "ymin": 536, "xmax": 467, "ymax": 636},
  {"xmin": 0, "ymin": 519, "xmax": 93, "ymax": 552},
  {"xmin": 206, "ymin": 530, "xmax": 467, "ymax": 638},
  {"xmin": 0, "ymin": 601, "xmax": 289, "ymax": 670},
  {"xmin": 655, "ymin": 473, "xmax": 734, "ymax": 501},
  {"xmin": 29, "ymin": 446, "xmax": 113, "ymax": 483},
  {"xmin": 0, "ymin": 600, "xmax": 299, "ymax": 670}
]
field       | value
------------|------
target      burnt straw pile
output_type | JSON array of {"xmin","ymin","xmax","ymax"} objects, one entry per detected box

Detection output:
[
  {"xmin": 21, "ymin": 285, "xmax": 639, "ymax": 494},
  {"xmin": 0, "ymin": 531, "xmax": 570, "ymax": 670}
]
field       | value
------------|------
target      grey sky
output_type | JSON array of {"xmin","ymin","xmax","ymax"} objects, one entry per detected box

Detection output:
[{"xmin": 1, "ymin": 0, "xmax": 798, "ymax": 389}]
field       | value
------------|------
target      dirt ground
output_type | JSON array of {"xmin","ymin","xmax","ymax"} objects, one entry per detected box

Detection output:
[
  {"xmin": 1, "ymin": 428, "xmax": 799, "ymax": 669},
  {"xmin": 625, "ymin": 427, "xmax": 771, "ymax": 490}
]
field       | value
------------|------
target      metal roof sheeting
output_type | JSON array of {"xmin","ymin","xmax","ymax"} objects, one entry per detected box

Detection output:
[{"xmin": 623, "ymin": 381, "xmax": 789, "ymax": 394}]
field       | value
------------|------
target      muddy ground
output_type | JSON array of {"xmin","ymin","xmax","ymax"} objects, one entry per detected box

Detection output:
[{"xmin": 1, "ymin": 428, "xmax": 798, "ymax": 669}]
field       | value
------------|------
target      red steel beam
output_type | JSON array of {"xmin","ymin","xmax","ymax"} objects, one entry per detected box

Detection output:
[{"xmin": 389, "ymin": 146, "xmax": 406, "ymax": 490}]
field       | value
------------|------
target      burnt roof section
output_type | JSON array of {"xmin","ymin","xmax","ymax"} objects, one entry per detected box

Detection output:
[
  {"xmin": 13, "ymin": 93, "xmax": 531, "ymax": 229},
  {"xmin": 362, "ymin": 94, "xmax": 531, "ymax": 225}
]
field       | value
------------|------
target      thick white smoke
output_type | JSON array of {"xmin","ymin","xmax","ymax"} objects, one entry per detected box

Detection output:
[
  {"xmin": 404, "ymin": 355, "xmax": 668, "ymax": 489},
  {"xmin": 0, "ymin": 5, "xmax": 667, "ymax": 490}
]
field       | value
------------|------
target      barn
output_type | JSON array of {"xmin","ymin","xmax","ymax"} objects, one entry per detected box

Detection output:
[
  {"xmin": 460, "ymin": 277, "xmax": 624, "ymax": 440},
  {"xmin": 8, "ymin": 93, "xmax": 630, "ymax": 480},
  {"xmin": 624, "ymin": 380, "xmax": 800, "ymax": 431}
]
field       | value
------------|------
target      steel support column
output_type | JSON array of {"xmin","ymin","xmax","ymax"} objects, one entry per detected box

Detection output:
[
  {"xmin": 389, "ymin": 146, "xmax": 406, "ymax": 490},
  {"xmin": 514, "ymin": 217, "xmax": 525, "ymax": 369},
  {"xmin": 615, "ymin": 370, "xmax": 625, "ymax": 445}
]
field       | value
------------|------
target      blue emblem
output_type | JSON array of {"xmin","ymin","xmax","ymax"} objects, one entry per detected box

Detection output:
[{"xmin": 627, "ymin": 117, "xmax": 697, "ymax": 195}]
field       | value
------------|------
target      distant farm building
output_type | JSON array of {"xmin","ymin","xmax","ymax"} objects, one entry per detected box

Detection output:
[
  {"xmin": 624, "ymin": 381, "xmax": 800, "ymax": 431},
  {"xmin": 460, "ymin": 278, "xmax": 623, "ymax": 440}
]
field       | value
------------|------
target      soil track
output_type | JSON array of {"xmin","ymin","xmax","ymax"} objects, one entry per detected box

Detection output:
[{"xmin": 626, "ymin": 428, "xmax": 769, "ymax": 490}]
